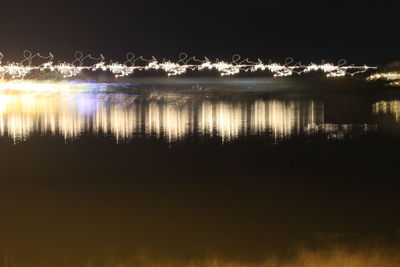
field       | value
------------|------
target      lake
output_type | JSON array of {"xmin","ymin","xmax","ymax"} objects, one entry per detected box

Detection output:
[{"xmin": 1, "ymin": 77, "xmax": 400, "ymax": 266}]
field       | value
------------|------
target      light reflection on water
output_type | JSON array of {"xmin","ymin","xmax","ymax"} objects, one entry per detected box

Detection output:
[
  {"xmin": 0, "ymin": 90, "xmax": 376, "ymax": 142},
  {"xmin": 373, "ymin": 100, "xmax": 400, "ymax": 121}
]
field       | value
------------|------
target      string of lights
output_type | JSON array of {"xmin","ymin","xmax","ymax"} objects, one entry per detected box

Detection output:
[{"xmin": 0, "ymin": 51, "xmax": 377, "ymax": 79}]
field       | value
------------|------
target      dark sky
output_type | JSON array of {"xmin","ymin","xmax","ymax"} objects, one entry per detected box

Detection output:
[{"xmin": 0, "ymin": 0, "xmax": 398, "ymax": 63}]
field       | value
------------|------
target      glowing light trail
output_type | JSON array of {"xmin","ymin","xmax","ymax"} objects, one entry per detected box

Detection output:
[{"xmin": 0, "ymin": 51, "xmax": 376, "ymax": 79}]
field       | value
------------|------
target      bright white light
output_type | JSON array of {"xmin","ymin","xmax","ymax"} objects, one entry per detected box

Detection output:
[{"xmin": 0, "ymin": 51, "xmax": 377, "ymax": 79}]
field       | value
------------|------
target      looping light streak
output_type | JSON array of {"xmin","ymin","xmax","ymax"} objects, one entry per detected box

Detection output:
[{"xmin": 0, "ymin": 51, "xmax": 376, "ymax": 79}]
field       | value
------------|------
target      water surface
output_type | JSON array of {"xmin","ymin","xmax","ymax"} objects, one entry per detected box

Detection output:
[{"xmin": 1, "ymin": 79, "xmax": 400, "ymax": 266}]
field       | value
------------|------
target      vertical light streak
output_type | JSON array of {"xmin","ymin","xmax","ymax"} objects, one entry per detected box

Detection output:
[{"xmin": 372, "ymin": 100, "xmax": 400, "ymax": 121}]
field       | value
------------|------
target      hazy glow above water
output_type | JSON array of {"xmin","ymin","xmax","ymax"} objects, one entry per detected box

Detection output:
[{"xmin": 367, "ymin": 72, "xmax": 400, "ymax": 86}]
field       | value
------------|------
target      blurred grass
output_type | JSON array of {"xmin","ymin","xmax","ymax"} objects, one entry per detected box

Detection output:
[
  {"xmin": 94, "ymin": 247, "xmax": 400, "ymax": 267},
  {"xmin": 2, "ymin": 246, "xmax": 400, "ymax": 267}
]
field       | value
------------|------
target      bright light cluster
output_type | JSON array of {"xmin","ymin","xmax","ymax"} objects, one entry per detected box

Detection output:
[
  {"xmin": 367, "ymin": 71, "xmax": 400, "ymax": 86},
  {"xmin": 0, "ymin": 51, "xmax": 376, "ymax": 79}
]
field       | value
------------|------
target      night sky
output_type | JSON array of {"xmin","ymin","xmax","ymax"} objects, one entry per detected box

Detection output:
[{"xmin": 0, "ymin": 0, "xmax": 399, "ymax": 62}]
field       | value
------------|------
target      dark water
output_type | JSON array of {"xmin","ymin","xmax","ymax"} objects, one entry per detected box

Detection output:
[{"xmin": 1, "ymin": 78, "xmax": 400, "ymax": 266}]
